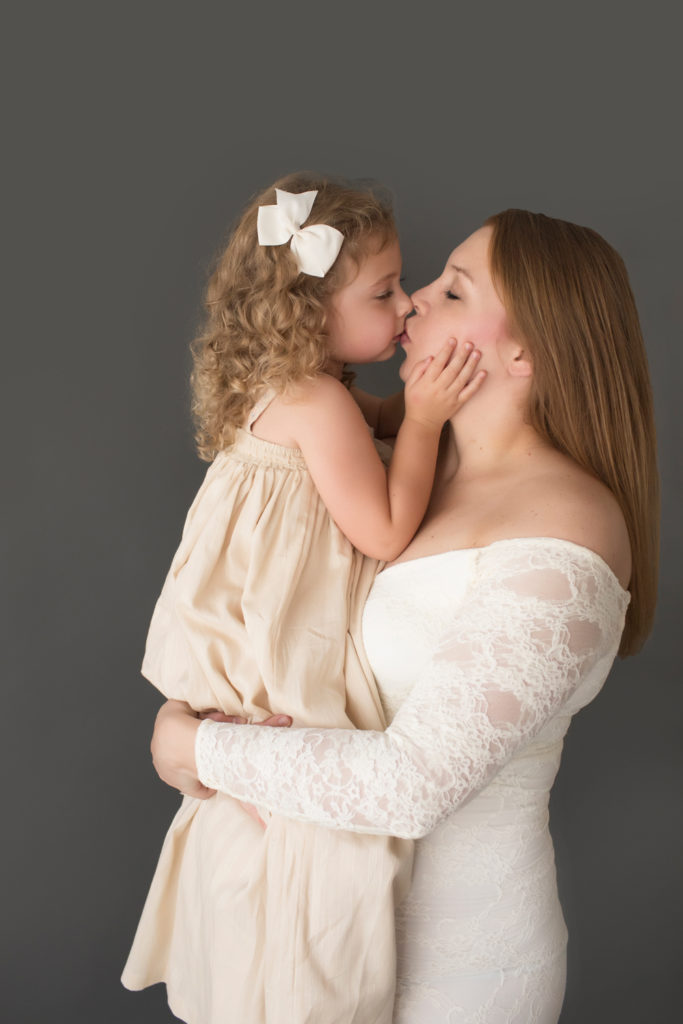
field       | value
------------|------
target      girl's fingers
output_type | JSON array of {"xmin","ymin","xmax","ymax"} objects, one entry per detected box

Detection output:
[
  {"xmin": 425, "ymin": 340, "xmax": 477, "ymax": 383},
  {"xmin": 447, "ymin": 349, "xmax": 481, "ymax": 384},
  {"xmin": 425, "ymin": 338, "xmax": 458, "ymax": 376},
  {"xmin": 440, "ymin": 343, "xmax": 477, "ymax": 379},
  {"xmin": 432, "ymin": 348, "xmax": 480, "ymax": 389},
  {"xmin": 407, "ymin": 342, "xmax": 483, "ymax": 392},
  {"xmin": 405, "ymin": 355, "xmax": 435, "ymax": 385},
  {"xmin": 406, "ymin": 340, "xmax": 459, "ymax": 387},
  {"xmin": 455, "ymin": 369, "xmax": 487, "ymax": 399}
]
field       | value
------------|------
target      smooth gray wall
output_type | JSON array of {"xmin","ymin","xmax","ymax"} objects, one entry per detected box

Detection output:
[{"xmin": 5, "ymin": 3, "xmax": 681, "ymax": 1022}]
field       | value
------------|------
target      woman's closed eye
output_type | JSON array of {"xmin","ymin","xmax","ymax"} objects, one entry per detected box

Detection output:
[{"xmin": 446, "ymin": 290, "xmax": 461, "ymax": 300}]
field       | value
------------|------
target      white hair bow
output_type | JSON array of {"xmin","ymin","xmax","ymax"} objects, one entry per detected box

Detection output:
[{"xmin": 257, "ymin": 189, "xmax": 344, "ymax": 277}]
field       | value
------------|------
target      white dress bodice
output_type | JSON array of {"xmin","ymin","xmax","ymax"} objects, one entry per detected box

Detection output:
[
  {"xmin": 362, "ymin": 545, "xmax": 609, "ymax": 1019},
  {"xmin": 196, "ymin": 537, "xmax": 630, "ymax": 1022}
]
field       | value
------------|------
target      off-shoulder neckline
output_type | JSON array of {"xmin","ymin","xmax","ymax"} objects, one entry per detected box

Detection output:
[{"xmin": 382, "ymin": 536, "xmax": 630, "ymax": 595}]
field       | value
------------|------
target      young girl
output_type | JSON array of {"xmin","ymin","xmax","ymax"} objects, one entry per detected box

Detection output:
[{"xmin": 122, "ymin": 173, "xmax": 483, "ymax": 1024}]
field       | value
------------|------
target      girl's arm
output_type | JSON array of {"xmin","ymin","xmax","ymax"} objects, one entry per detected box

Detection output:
[
  {"xmin": 287, "ymin": 341, "xmax": 483, "ymax": 561},
  {"xmin": 154, "ymin": 541, "xmax": 628, "ymax": 836}
]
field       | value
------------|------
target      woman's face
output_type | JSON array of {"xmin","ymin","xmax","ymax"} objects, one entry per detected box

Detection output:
[{"xmin": 399, "ymin": 226, "xmax": 514, "ymax": 382}]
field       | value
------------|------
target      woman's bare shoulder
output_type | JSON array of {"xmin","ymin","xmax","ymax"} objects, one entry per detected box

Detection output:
[{"xmin": 512, "ymin": 454, "xmax": 631, "ymax": 587}]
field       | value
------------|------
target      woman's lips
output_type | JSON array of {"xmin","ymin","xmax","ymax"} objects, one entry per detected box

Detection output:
[{"xmin": 399, "ymin": 329, "xmax": 411, "ymax": 345}]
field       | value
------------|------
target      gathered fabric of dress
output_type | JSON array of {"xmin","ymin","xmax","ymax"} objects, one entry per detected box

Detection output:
[
  {"xmin": 121, "ymin": 393, "xmax": 413, "ymax": 1024},
  {"xmin": 196, "ymin": 537, "xmax": 631, "ymax": 1024}
]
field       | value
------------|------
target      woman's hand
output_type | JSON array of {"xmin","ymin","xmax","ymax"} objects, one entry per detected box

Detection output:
[
  {"xmin": 150, "ymin": 700, "xmax": 292, "ymax": 805},
  {"xmin": 199, "ymin": 710, "xmax": 293, "ymax": 728},
  {"xmin": 151, "ymin": 700, "xmax": 212, "ymax": 799}
]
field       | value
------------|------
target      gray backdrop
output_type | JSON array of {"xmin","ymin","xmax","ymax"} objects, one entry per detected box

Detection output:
[{"xmin": 4, "ymin": 2, "xmax": 681, "ymax": 1022}]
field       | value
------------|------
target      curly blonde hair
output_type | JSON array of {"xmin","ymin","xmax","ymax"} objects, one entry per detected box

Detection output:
[{"xmin": 190, "ymin": 172, "xmax": 397, "ymax": 460}]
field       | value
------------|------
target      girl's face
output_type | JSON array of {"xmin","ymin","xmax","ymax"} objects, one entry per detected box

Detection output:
[
  {"xmin": 399, "ymin": 226, "xmax": 513, "ymax": 382},
  {"xmin": 326, "ymin": 238, "xmax": 412, "ymax": 371}
]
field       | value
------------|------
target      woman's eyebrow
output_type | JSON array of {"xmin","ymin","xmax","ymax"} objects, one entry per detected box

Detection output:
[{"xmin": 449, "ymin": 264, "xmax": 473, "ymax": 282}]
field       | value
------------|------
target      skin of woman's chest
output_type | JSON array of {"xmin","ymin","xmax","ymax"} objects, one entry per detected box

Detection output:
[
  {"xmin": 390, "ymin": 472, "xmax": 521, "ymax": 566},
  {"xmin": 391, "ymin": 451, "xmax": 631, "ymax": 589}
]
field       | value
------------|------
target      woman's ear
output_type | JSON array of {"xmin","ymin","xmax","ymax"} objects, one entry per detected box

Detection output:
[{"xmin": 508, "ymin": 346, "xmax": 533, "ymax": 378}]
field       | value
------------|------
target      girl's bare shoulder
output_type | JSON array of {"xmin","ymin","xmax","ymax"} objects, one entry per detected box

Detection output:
[{"xmin": 252, "ymin": 375, "xmax": 354, "ymax": 445}]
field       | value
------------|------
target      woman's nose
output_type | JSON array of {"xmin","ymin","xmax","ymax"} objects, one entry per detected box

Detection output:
[{"xmin": 410, "ymin": 286, "xmax": 428, "ymax": 315}]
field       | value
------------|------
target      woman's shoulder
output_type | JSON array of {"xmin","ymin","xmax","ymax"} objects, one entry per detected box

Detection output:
[{"xmin": 508, "ymin": 453, "xmax": 631, "ymax": 588}]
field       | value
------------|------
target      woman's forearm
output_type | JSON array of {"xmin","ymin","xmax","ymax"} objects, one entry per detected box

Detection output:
[
  {"xmin": 376, "ymin": 389, "xmax": 405, "ymax": 439},
  {"xmin": 192, "ymin": 543, "xmax": 626, "ymax": 838}
]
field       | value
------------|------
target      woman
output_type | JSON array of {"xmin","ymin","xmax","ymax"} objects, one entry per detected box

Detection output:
[{"xmin": 151, "ymin": 210, "xmax": 659, "ymax": 1022}]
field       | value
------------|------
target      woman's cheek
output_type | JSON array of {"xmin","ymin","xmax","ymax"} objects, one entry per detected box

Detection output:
[{"xmin": 462, "ymin": 315, "xmax": 501, "ymax": 355}]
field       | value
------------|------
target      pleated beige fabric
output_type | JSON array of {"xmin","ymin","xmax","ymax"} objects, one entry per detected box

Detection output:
[{"xmin": 122, "ymin": 400, "xmax": 413, "ymax": 1024}]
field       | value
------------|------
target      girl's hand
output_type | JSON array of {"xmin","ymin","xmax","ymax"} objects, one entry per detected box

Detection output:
[{"xmin": 404, "ymin": 339, "xmax": 485, "ymax": 431}]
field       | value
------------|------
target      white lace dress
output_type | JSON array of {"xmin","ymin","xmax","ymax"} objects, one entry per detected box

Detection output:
[{"xmin": 196, "ymin": 538, "xmax": 630, "ymax": 1023}]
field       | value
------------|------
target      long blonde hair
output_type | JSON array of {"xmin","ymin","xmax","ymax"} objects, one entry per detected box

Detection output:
[
  {"xmin": 486, "ymin": 209, "xmax": 659, "ymax": 656},
  {"xmin": 191, "ymin": 172, "xmax": 396, "ymax": 459}
]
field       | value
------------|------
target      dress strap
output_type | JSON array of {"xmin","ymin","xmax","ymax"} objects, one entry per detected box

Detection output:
[{"xmin": 246, "ymin": 389, "xmax": 277, "ymax": 432}]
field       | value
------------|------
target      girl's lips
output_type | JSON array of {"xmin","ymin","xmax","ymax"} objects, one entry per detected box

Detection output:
[{"xmin": 399, "ymin": 329, "xmax": 411, "ymax": 345}]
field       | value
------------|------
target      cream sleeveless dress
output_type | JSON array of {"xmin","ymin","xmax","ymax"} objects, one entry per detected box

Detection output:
[{"xmin": 122, "ymin": 393, "xmax": 412, "ymax": 1024}]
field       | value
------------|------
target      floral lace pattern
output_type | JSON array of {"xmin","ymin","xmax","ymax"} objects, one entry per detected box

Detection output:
[
  {"xmin": 196, "ymin": 538, "xmax": 629, "ymax": 1023},
  {"xmin": 196, "ymin": 539, "xmax": 628, "ymax": 839}
]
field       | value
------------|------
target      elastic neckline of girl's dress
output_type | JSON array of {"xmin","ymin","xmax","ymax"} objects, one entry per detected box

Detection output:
[{"xmin": 220, "ymin": 428, "xmax": 307, "ymax": 469}]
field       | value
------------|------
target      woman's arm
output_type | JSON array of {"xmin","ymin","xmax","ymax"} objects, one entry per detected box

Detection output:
[
  {"xmin": 376, "ymin": 389, "xmax": 405, "ymax": 440},
  {"xmin": 349, "ymin": 386, "xmax": 383, "ymax": 432},
  {"xmin": 158, "ymin": 541, "xmax": 628, "ymax": 837},
  {"xmin": 151, "ymin": 703, "xmax": 291, "ymax": 804},
  {"xmin": 350, "ymin": 386, "xmax": 405, "ymax": 440}
]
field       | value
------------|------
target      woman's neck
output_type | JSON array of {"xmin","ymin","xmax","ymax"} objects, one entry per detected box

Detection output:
[{"xmin": 444, "ymin": 395, "xmax": 550, "ymax": 481}]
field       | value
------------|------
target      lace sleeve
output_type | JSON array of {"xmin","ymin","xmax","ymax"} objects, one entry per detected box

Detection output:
[{"xmin": 196, "ymin": 542, "xmax": 629, "ymax": 839}]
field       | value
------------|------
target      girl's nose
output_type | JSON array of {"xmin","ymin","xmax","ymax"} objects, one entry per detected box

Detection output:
[{"xmin": 398, "ymin": 287, "xmax": 414, "ymax": 317}]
